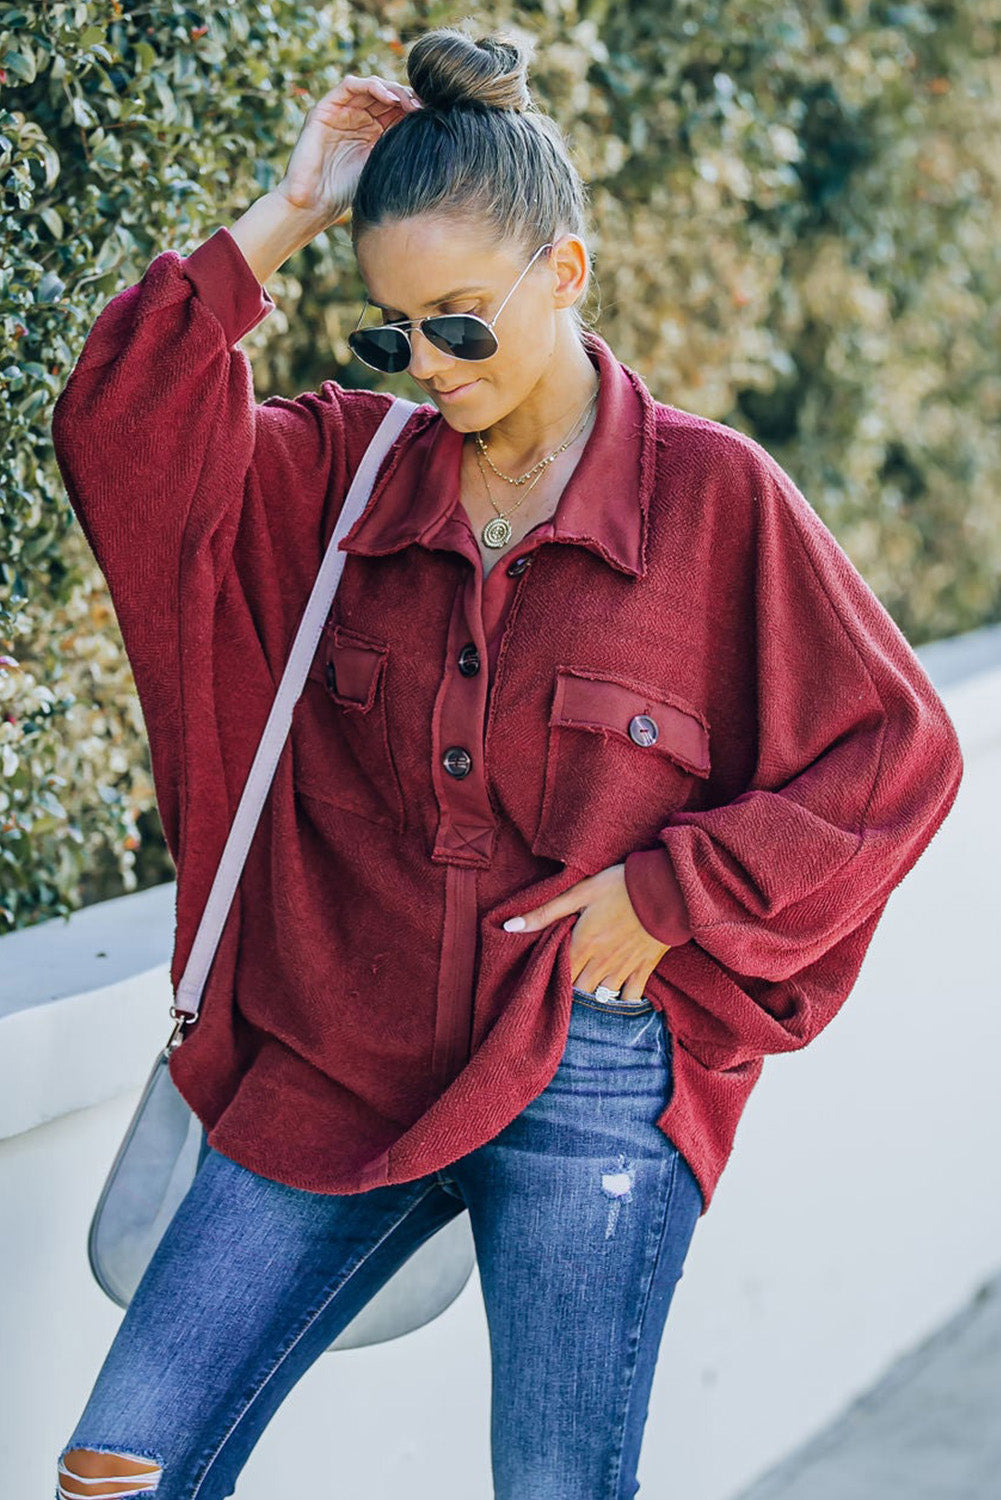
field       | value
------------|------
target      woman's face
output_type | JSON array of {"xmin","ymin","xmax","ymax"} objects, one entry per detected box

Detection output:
[{"xmin": 354, "ymin": 215, "xmax": 584, "ymax": 430}]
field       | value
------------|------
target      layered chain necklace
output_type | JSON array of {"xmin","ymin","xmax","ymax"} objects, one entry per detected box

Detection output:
[{"xmin": 471, "ymin": 377, "xmax": 600, "ymax": 548}]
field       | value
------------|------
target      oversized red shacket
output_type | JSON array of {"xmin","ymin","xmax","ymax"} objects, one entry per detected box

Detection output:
[{"xmin": 50, "ymin": 225, "xmax": 964, "ymax": 1215}]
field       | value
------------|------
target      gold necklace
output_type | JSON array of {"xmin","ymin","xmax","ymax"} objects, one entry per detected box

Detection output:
[
  {"xmin": 473, "ymin": 445, "xmax": 548, "ymax": 548},
  {"xmin": 474, "ymin": 378, "xmax": 599, "ymax": 488},
  {"xmin": 473, "ymin": 386, "xmax": 599, "ymax": 548}
]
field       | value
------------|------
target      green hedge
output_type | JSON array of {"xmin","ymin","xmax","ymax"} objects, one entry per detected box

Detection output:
[{"xmin": 2, "ymin": 0, "xmax": 998, "ymax": 932}]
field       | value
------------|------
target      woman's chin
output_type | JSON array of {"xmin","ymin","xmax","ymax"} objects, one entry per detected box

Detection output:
[{"xmin": 441, "ymin": 412, "xmax": 483, "ymax": 433}]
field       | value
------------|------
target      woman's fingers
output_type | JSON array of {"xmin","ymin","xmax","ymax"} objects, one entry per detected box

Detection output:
[
  {"xmin": 342, "ymin": 75, "xmax": 396, "ymax": 107},
  {"xmin": 326, "ymin": 75, "xmax": 421, "ymax": 111}
]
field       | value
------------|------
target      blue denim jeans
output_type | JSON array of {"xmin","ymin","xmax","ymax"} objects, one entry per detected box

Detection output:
[{"xmin": 57, "ymin": 988, "xmax": 703, "ymax": 1500}]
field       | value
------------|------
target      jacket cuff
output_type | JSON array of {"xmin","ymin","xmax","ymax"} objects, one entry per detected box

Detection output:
[
  {"xmin": 181, "ymin": 225, "xmax": 276, "ymax": 347},
  {"xmin": 623, "ymin": 847, "xmax": 694, "ymax": 948}
]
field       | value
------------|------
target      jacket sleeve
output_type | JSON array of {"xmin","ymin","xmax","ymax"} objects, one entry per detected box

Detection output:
[
  {"xmin": 50, "ymin": 225, "xmax": 392, "ymax": 863},
  {"xmin": 623, "ymin": 436, "xmax": 964, "ymax": 1067}
]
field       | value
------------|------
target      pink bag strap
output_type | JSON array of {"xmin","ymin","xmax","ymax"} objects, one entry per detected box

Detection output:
[{"xmin": 171, "ymin": 395, "xmax": 426, "ymax": 1026}]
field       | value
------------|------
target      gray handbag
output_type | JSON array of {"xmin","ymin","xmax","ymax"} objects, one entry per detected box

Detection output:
[{"xmin": 88, "ymin": 395, "xmax": 477, "ymax": 1348}]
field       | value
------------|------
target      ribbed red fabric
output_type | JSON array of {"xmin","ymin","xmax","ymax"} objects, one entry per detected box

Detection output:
[{"xmin": 50, "ymin": 225, "xmax": 963, "ymax": 1214}]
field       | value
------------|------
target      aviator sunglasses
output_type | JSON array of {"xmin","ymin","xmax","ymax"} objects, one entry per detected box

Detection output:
[{"xmin": 348, "ymin": 241, "xmax": 556, "ymax": 375}]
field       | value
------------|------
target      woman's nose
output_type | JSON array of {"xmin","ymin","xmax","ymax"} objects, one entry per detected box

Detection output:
[{"xmin": 405, "ymin": 326, "xmax": 453, "ymax": 380}]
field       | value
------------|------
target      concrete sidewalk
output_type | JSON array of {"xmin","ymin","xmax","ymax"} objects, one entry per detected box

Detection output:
[{"xmin": 733, "ymin": 1266, "xmax": 1001, "ymax": 1500}]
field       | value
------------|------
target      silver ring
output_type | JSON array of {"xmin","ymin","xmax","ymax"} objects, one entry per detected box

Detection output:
[{"xmin": 593, "ymin": 983, "xmax": 622, "ymax": 1002}]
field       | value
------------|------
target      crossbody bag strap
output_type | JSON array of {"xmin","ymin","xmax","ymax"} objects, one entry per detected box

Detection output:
[{"xmin": 170, "ymin": 395, "xmax": 425, "ymax": 1032}]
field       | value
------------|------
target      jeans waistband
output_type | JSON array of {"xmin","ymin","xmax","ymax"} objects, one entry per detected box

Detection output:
[{"xmin": 571, "ymin": 986, "xmax": 654, "ymax": 1015}]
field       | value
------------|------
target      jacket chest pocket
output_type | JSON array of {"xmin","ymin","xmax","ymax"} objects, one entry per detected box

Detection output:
[
  {"xmin": 291, "ymin": 623, "xmax": 406, "ymax": 832},
  {"xmin": 532, "ymin": 666, "xmax": 711, "ymax": 872}
]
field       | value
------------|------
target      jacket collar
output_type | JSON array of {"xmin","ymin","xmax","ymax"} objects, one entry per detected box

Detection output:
[{"xmin": 338, "ymin": 330, "xmax": 653, "ymax": 579}]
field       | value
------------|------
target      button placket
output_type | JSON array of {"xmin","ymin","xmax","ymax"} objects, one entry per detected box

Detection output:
[{"xmin": 430, "ymin": 578, "xmax": 496, "ymax": 863}]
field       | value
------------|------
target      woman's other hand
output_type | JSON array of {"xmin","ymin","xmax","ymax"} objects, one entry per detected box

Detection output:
[
  {"xmin": 276, "ymin": 74, "xmax": 423, "ymax": 224},
  {"xmin": 503, "ymin": 864, "xmax": 671, "ymax": 1002}
]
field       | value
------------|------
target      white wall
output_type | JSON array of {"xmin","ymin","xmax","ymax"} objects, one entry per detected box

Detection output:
[{"xmin": 2, "ymin": 633, "xmax": 998, "ymax": 1500}]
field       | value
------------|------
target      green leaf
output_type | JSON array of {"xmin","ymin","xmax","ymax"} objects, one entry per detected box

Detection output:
[
  {"xmin": 150, "ymin": 69, "xmax": 178, "ymax": 125},
  {"xmin": 92, "ymin": 234, "xmax": 122, "ymax": 274},
  {"xmin": 38, "ymin": 141, "xmax": 60, "ymax": 188},
  {"xmin": 35, "ymin": 270, "xmax": 64, "ymax": 302},
  {"xmin": 70, "ymin": 93, "xmax": 98, "ymax": 128},
  {"xmin": 2, "ymin": 47, "xmax": 36, "ymax": 82},
  {"xmin": 20, "ymin": 389, "xmax": 50, "ymax": 419},
  {"xmin": 34, "ymin": 789, "xmax": 67, "ymax": 820}
]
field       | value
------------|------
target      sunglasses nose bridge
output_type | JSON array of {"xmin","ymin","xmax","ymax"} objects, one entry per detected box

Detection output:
[{"xmin": 406, "ymin": 320, "xmax": 454, "ymax": 373}]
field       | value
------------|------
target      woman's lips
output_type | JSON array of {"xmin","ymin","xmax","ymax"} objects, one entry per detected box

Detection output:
[{"xmin": 433, "ymin": 379, "xmax": 481, "ymax": 401}]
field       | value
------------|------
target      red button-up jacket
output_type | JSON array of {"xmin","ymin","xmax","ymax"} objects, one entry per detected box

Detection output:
[{"xmin": 51, "ymin": 225, "xmax": 964, "ymax": 1215}]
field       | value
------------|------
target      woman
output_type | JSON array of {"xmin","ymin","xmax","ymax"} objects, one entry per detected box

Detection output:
[{"xmin": 51, "ymin": 24, "xmax": 963, "ymax": 1500}]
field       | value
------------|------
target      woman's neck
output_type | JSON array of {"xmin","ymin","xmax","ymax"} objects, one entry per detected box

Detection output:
[{"xmin": 474, "ymin": 337, "xmax": 599, "ymax": 476}]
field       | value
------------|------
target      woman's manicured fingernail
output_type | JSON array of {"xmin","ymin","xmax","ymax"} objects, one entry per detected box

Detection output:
[{"xmin": 503, "ymin": 916, "xmax": 526, "ymax": 931}]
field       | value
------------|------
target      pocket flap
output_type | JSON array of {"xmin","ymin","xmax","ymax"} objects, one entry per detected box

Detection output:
[
  {"xmin": 315, "ymin": 624, "xmax": 389, "ymax": 710},
  {"xmin": 551, "ymin": 667, "xmax": 710, "ymax": 777}
]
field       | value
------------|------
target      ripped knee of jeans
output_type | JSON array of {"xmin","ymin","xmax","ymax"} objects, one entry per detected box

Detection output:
[{"xmin": 57, "ymin": 1446, "xmax": 163, "ymax": 1499}]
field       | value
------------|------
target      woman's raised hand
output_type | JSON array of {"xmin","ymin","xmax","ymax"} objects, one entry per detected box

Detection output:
[{"xmin": 276, "ymin": 75, "xmax": 423, "ymax": 224}]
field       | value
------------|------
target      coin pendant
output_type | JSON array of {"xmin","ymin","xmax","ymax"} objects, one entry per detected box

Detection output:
[{"xmin": 482, "ymin": 515, "xmax": 513, "ymax": 548}]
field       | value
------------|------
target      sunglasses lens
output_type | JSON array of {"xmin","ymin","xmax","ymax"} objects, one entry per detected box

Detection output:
[
  {"xmin": 423, "ymin": 316, "xmax": 498, "ymax": 362},
  {"xmin": 348, "ymin": 327, "xmax": 411, "ymax": 374}
]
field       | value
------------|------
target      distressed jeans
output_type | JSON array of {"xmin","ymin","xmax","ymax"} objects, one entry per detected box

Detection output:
[{"xmin": 57, "ymin": 987, "xmax": 704, "ymax": 1500}]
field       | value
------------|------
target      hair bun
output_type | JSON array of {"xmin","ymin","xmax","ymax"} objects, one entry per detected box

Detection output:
[{"xmin": 407, "ymin": 25, "xmax": 534, "ymax": 113}]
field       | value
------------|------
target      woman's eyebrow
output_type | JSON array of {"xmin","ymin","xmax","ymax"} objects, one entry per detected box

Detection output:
[{"xmin": 368, "ymin": 284, "xmax": 487, "ymax": 314}]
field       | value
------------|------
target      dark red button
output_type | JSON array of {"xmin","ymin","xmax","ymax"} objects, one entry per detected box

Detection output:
[{"xmin": 506, "ymin": 555, "xmax": 531, "ymax": 577}]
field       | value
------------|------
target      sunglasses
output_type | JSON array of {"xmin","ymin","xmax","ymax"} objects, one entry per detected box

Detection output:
[{"xmin": 348, "ymin": 241, "xmax": 555, "ymax": 375}]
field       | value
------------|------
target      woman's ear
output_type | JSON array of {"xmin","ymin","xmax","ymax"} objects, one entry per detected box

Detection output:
[{"xmin": 549, "ymin": 235, "xmax": 590, "ymax": 312}]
